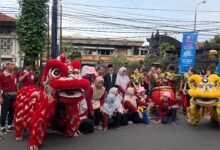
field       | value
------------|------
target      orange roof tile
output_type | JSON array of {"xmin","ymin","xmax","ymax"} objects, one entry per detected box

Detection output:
[{"xmin": 0, "ymin": 12, "xmax": 16, "ymax": 22}]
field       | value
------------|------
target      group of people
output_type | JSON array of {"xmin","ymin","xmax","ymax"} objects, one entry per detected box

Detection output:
[
  {"xmin": 0, "ymin": 61, "xmax": 38, "ymax": 139},
  {"xmin": 78, "ymin": 64, "xmax": 184, "ymax": 135},
  {"xmin": 0, "ymin": 60, "xmax": 213, "ymax": 139}
]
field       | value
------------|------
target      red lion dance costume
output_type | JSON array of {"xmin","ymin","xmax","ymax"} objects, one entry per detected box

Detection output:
[{"xmin": 14, "ymin": 55, "xmax": 90, "ymax": 150}]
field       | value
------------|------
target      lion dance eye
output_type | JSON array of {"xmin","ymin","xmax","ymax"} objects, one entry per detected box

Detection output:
[
  {"xmin": 50, "ymin": 68, "xmax": 61, "ymax": 77},
  {"xmin": 73, "ymin": 69, "xmax": 79, "ymax": 75},
  {"xmin": 191, "ymin": 81, "xmax": 196, "ymax": 88}
]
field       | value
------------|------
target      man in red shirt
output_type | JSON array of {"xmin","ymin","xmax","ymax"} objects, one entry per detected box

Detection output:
[
  {"xmin": 19, "ymin": 63, "xmax": 38, "ymax": 87},
  {"xmin": 0, "ymin": 61, "xmax": 17, "ymax": 135}
]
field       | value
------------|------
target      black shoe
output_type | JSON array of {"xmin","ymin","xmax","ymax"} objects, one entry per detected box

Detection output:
[
  {"xmin": 1, "ymin": 128, "xmax": 7, "ymax": 135},
  {"xmin": 7, "ymin": 126, "xmax": 14, "ymax": 132}
]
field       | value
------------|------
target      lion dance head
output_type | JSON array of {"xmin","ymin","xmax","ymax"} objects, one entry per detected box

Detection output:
[{"xmin": 188, "ymin": 74, "xmax": 220, "ymax": 106}]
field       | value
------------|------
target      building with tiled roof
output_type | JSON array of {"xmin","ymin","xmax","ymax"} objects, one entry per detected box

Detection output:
[{"xmin": 0, "ymin": 12, "xmax": 21, "ymax": 68}]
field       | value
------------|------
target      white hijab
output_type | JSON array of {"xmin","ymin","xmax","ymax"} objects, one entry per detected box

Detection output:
[
  {"xmin": 109, "ymin": 87, "xmax": 124, "ymax": 114},
  {"xmin": 103, "ymin": 87, "xmax": 125, "ymax": 117},
  {"xmin": 115, "ymin": 67, "xmax": 130, "ymax": 91},
  {"xmin": 103, "ymin": 94, "xmax": 116, "ymax": 117}
]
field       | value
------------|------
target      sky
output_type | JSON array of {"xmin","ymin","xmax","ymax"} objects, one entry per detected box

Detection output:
[{"xmin": 0, "ymin": 0, "xmax": 220, "ymax": 44}]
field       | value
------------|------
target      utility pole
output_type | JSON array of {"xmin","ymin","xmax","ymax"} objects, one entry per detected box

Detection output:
[
  {"xmin": 194, "ymin": 1, "xmax": 206, "ymax": 32},
  {"xmin": 47, "ymin": 5, "xmax": 50, "ymax": 60},
  {"xmin": 51, "ymin": 0, "xmax": 58, "ymax": 58},
  {"xmin": 60, "ymin": 3, "xmax": 62, "ymax": 54}
]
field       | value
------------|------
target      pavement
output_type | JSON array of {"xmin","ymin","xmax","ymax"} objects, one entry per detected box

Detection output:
[{"xmin": 1, "ymin": 113, "xmax": 220, "ymax": 150}]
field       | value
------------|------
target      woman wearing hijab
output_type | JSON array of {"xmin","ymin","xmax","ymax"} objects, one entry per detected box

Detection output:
[
  {"xmin": 124, "ymin": 87, "xmax": 148, "ymax": 124},
  {"xmin": 103, "ymin": 87, "xmax": 126, "ymax": 131},
  {"xmin": 86, "ymin": 76, "xmax": 106, "ymax": 128},
  {"xmin": 115, "ymin": 67, "xmax": 130, "ymax": 95}
]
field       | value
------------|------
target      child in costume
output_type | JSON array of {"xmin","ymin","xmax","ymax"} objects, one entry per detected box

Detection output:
[
  {"xmin": 157, "ymin": 92, "xmax": 179, "ymax": 126},
  {"xmin": 103, "ymin": 87, "xmax": 126, "ymax": 131},
  {"xmin": 137, "ymin": 87, "xmax": 154, "ymax": 124},
  {"xmin": 124, "ymin": 87, "xmax": 148, "ymax": 124}
]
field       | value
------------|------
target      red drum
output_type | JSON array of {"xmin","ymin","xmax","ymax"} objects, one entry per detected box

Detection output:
[{"xmin": 150, "ymin": 86, "xmax": 174, "ymax": 105}]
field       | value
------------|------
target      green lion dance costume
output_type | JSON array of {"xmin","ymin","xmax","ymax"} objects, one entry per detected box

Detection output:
[{"xmin": 187, "ymin": 74, "xmax": 220, "ymax": 125}]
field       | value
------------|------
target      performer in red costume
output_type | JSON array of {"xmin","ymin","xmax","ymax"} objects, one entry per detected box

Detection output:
[
  {"xmin": 14, "ymin": 55, "xmax": 90, "ymax": 150},
  {"xmin": 157, "ymin": 92, "xmax": 179, "ymax": 126}
]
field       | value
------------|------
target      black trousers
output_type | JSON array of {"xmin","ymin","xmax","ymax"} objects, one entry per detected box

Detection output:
[
  {"xmin": 1, "ymin": 93, "xmax": 16, "ymax": 127},
  {"xmin": 162, "ymin": 108, "xmax": 177, "ymax": 124},
  {"xmin": 111, "ymin": 112, "xmax": 121, "ymax": 128},
  {"xmin": 120, "ymin": 114, "xmax": 128, "ymax": 126},
  {"xmin": 94, "ymin": 109, "xmax": 102, "ymax": 126},
  {"xmin": 78, "ymin": 119, "xmax": 94, "ymax": 134},
  {"xmin": 128, "ymin": 111, "xmax": 140, "ymax": 124}
]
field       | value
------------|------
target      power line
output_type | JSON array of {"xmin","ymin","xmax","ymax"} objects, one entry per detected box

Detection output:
[{"xmin": 61, "ymin": 2, "xmax": 220, "ymax": 13}]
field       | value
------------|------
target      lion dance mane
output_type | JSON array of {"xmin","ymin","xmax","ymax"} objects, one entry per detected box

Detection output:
[
  {"xmin": 187, "ymin": 74, "xmax": 220, "ymax": 125},
  {"xmin": 14, "ymin": 55, "xmax": 90, "ymax": 150}
]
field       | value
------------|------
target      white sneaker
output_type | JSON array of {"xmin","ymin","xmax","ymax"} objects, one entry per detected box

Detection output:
[
  {"xmin": 128, "ymin": 121, "xmax": 133, "ymax": 124},
  {"xmin": 97, "ymin": 126, "xmax": 103, "ymax": 130}
]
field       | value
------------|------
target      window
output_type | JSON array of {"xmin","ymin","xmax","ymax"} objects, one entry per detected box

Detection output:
[
  {"xmin": 83, "ymin": 49, "xmax": 96, "ymax": 55},
  {"xmin": 98, "ymin": 49, "xmax": 113, "ymax": 55},
  {"xmin": 0, "ymin": 38, "xmax": 13, "ymax": 55},
  {"xmin": 140, "ymin": 50, "xmax": 148, "ymax": 55},
  {"xmin": 133, "ymin": 47, "xmax": 139, "ymax": 55}
]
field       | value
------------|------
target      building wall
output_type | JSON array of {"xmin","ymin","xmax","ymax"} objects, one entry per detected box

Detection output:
[{"xmin": 0, "ymin": 33, "xmax": 21, "ymax": 68}]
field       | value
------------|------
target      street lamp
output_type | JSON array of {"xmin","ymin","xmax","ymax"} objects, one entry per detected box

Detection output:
[{"xmin": 194, "ymin": 0, "xmax": 206, "ymax": 32}]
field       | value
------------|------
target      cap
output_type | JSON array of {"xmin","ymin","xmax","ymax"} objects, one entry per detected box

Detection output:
[
  {"xmin": 163, "ymin": 91, "xmax": 171, "ymax": 98},
  {"xmin": 87, "ymin": 67, "xmax": 97, "ymax": 75},
  {"xmin": 107, "ymin": 64, "xmax": 113, "ymax": 68},
  {"xmin": 137, "ymin": 87, "xmax": 146, "ymax": 93}
]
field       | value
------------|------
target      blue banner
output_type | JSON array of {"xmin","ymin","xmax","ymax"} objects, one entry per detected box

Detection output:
[
  {"xmin": 179, "ymin": 32, "xmax": 198, "ymax": 73},
  {"xmin": 215, "ymin": 61, "xmax": 220, "ymax": 74}
]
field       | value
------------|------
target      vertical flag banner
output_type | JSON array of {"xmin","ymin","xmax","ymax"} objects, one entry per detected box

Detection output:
[
  {"xmin": 179, "ymin": 32, "xmax": 198, "ymax": 73},
  {"xmin": 215, "ymin": 61, "xmax": 220, "ymax": 74}
]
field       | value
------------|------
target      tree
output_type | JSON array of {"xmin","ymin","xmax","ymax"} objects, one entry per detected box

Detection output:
[
  {"xmin": 62, "ymin": 44, "xmax": 81, "ymax": 61},
  {"xmin": 159, "ymin": 42, "xmax": 175, "ymax": 55},
  {"xmin": 110, "ymin": 55, "xmax": 138, "ymax": 73},
  {"xmin": 17, "ymin": 0, "xmax": 48, "ymax": 65},
  {"xmin": 209, "ymin": 35, "xmax": 220, "ymax": 46},
  {"xmin": 110, "ymin": 55, "xmax": 129, "ymax": 67}
]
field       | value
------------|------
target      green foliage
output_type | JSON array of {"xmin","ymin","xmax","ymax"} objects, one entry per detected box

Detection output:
[
  {"xmin": 110, "ymin": 55, "xmax": 138, "ymax": 71},
  {"xmin": 144, "ymin": 54, "xmax": 167, "ymax": 70},
  {"xmin": 110, "ymin": 55, "xmax": 129, "ymax": 66},
  {"xmin": 17, "ymin": 0, "xmax": 49, "ymax": 63},
  {"xmin": 159, "ymin": 42, "xmax": 176, "ymax": 51},
  {"xmin": 62, "ymin": 44, "xmax": 81, "ymax": 61},
  {"xmin": 144, "ymin": 42, "xmax": 176, "ymax": 70},
  {"xmin": 208, "ymin": 63, "xmax": 217, "ymax": 73},
  {"xmin": 210, "ymin": 35, "xmax": 220, "ymax": 45}
]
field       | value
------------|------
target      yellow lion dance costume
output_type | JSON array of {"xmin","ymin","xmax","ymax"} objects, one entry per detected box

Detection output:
[{"xmin": 187, "ymin": 74, "xmax": 220, "ymax": 125}]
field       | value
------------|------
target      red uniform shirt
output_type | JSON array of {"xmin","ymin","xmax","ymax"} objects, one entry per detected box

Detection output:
[
  {"xmin": 158, "ymin": 99, "xmax": 177, "ymax": 119},
  {"xmin": 0, "ymin": 71, "xmax": 17, "ymax": 92},
  {"xmin": 19, "ymin": 71, "xmax": 37, "ymax": 87}
]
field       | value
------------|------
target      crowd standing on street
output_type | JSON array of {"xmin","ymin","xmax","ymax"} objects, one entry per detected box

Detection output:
[{"xmin": 0, "ymin": 60, "xmax": 217, "ymax": 139}]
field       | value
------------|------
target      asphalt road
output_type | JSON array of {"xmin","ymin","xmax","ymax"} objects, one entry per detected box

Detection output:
[{"xmin": 1, "ymin": 113, "xmax": 220, "ymax": 150}]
